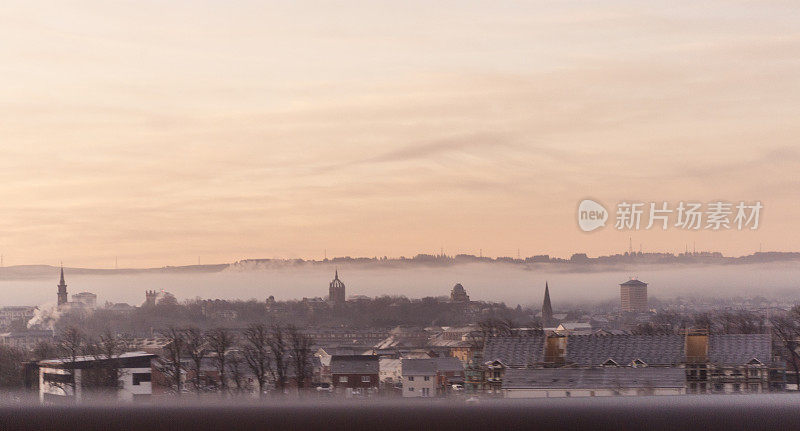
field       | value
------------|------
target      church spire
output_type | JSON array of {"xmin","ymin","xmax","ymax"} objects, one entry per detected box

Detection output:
[
  {"xmin": 57, "ymin": 264, "xmax": 68, "ymax": 307},
  {"xmin": 542, "ymin": 281, "xmax": 553, "ymax": 326}
]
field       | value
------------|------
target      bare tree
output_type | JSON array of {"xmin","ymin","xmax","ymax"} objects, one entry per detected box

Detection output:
[
  {"xmin": 33, "ymin": 341, "xmax": 57, "ymax": 361},
  {"xmin": 0, "ymin": 345, "xmax": 26, "ymax": 389},
  {"xmin": 54, "ymin": 326, "xmax": 84, "ymax": 396},
  {"xmin": 714, "ymin": 310, "xmax": 765, "ymax": 334},
  {"xmin": 184, "ymin": 327, "xmax": 207, "ymax": 394},
  {"xmin": 207, "ymin": 328, "xmax": 236, "ymax": 394},
  {"xmin": 226, "ymin": 350, "xmax": 251, "ymax": 396},
  {"xmin": 243, "ymin": 323, "xmax": 272, "ymax": 398},
  {"xmin": 267, "ymin": 324, "xmax": 289, "ymax": 395},
  {"xmin": 82, "ymin": 329, "xmax": 126, "ymax": 398},
  {"xmin": 287, "ymin": 325, "xmax": 313, "ymax": 394},
  {"xmin": 771, "ymin": 311, "xmax": 800, "ymax": 390},
  {"xmin": 158, "ymin": 327, "xmax": 186, "ymax": 395}
]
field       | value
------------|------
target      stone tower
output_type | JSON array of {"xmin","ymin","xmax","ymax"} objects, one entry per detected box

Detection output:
[
  {"xmin": 145, "ymin": 290, "xmax": 158, "ymax": 307},
  {"xmin": 328, "ymin": 270, "xmax": 346, "ymax": 305},
  {"xmin": 57, "ymin": 266, "xmax": 68, "ymax": 307}
]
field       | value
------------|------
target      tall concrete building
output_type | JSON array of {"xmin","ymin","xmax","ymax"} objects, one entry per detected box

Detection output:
[
  {"xmin": 57, "ymin": 266, "xmax": 68, "ymax": 307},
  {"xmin": 328, "ymin": 270, "xmax": 346, "ymax": 305},
  {"xmin": 620, "ymin": 278, "xmax": 648, "ymax": 312}
]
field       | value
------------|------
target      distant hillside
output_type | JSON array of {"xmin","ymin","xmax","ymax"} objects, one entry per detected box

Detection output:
[{"xmin": 1, "ymin": 251, "xmax": 797, "ymax": 281}]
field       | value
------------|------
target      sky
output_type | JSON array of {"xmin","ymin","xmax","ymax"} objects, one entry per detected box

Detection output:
[{"xmin": 1, "ymin": 1, "xmax": 800, "ymax": 268}]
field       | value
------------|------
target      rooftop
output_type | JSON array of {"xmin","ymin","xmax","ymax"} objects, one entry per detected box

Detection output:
[
  {"xmin": 502, "ymin": 367, "xmax": 685, "ymax": 390},
  {"xmin": 330, "ymin": 355, "xmax": 379, "ymax": 374}
]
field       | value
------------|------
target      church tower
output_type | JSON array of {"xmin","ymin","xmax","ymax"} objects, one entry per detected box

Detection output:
[
  {"xmin": 541, "ymin": 281, "xmax": 553, "ymax": 326},
  {"xmin": 328, "ymin": 270, "xmax": 346, "ymax": 305},
  {"xmin": 57, "ymin": 266, "xmax": 68, "ymax": 307}
]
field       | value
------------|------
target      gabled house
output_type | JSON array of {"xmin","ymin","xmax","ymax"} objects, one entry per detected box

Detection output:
[
  {"xmin": 402, "ymin": 359, "xmax": 436, "ymax": 397},
  {"xmin": 330, "ymin": 355, "xmax": 379, "ymax": 396}
]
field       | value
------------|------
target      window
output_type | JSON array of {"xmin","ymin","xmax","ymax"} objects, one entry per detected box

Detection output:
[
  {"xmin": 423, "ymin": 376, "xmax": 430, "ymax": 381},
  {"xmin": 408, "ymin": 387, "xmax": 414, "ymax": 391},
  {"xmin": 422, "ymin": 388, "xmax": 430, "ymax": 397},
  {"xmin": 132, "ymin": 373, "xmax": 151, "ymax": 386},
  {"xmin": 361, "ymin": 376, "xmax": 371, "ymax": 383},
  {"xmin": 338, "ymin": 376, "xmax": 348, "ymax": 383},
  {"xmin": 408, "ymin": 376, "xmax": 414, "ymax": 381}
]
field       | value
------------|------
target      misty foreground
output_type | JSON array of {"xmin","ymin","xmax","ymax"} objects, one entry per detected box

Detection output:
[{"xmin": 0, "ymin": 395, "xmax": 798, "ymax": 431}]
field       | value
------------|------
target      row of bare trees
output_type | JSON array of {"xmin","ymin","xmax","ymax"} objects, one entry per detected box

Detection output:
[{"xmin": 157, "ymin": 323, "xmax": 313, "ymax": 398}]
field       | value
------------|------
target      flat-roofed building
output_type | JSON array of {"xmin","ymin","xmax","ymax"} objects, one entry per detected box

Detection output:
[
  {"xmin": 620, "ymin": 279, "xmax": 648, "ymax": 312},
  {"xmin": 38, "ymin": 351, "xmax": 156, "ymax": 403}
]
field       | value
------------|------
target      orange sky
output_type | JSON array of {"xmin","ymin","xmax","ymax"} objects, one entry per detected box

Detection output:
[{"xmin": 1, "ymin": 1, "xmax": 799, "ymax": 267}]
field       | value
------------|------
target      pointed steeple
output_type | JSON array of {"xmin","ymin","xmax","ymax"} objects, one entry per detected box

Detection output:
[
  {"xmin": 542, "ymin": 281, "xmax": 553, "ymax": 326},
  {"xmin": 57, "ymin": 264, "xmax": 68, "ymax": 307},
  {"xmin": 334, "ymin": 269, "xmax": 339, "ymax": 280}
]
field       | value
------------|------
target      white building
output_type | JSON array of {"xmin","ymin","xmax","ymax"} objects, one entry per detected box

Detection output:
[
  {"xmin": 39, "ymin": 351, "xmax": 156, "ymax": 403},
  {"xmin": 379, "ymin": 358, "xmax": 402, "ymax": 385},
  {"xmin": 0, "ymin": 306, "xmax": 38, "ymax": 329},
  {"xmin": 401, "ymin": 359, "xmax": 436, "ymax": 397},
  {"xmin": 71, "ymin": 292, "xmax": 97, "ymax": 309},
  {"xmin": 502, "ymin": 368, "xmax": 686, "ymax": 398}
]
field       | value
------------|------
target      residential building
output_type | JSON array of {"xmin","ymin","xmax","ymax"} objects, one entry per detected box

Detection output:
[
  {"xmin": 379, "ymin": 358, "xmax": 402, "ymax": 386},
  {"xmin": 481, "ymin": 332, "xmax": 778, "ymax": 394},
  {"xmin": 402, "ymin": 359, "xmax": 436, "ymax": 397},
  {"xmin": 0, "ymin": 330, "xmax": 54, "ymax": 351},
  {"xmin": 0, "ymin": 306, "xmax": 37, "ymax": 329},
  {"xmin": 330, "ymin": 355, "xmax": 379, "ymax": 396},
  {"xmin": 502, "ymin": 368, "xmax": 686, "ymax": 398}
]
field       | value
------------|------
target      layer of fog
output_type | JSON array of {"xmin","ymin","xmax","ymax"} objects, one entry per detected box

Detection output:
[{"xmin": 0, "ymin": 262, "xmax": 798, "ymax": 309}]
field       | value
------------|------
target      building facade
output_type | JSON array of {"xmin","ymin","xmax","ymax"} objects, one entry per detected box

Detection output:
[
  {"xmin": 39, "ymin": 352, "xmax": 156, "ymax": 403},
  {"xmin": 330, "ymin": 355, "xmax": 379, "ymax": 396},
  {"xmin": 620, "ymin": 279, "xmax": 648, "ymax": 312},
  {"xmin": 328, "ymin": 270, "xmax": 346, "ymax": 305}
]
